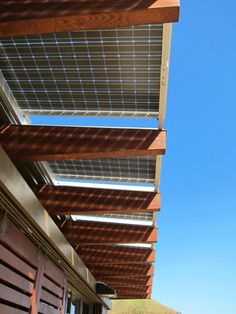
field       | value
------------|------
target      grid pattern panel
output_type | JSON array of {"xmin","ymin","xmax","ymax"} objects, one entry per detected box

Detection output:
[
  {"xmin": 48, "ymin": 157, "xmax": 156, "ymax": 184},
  {"xmin": 0, "ymin": 25, "xmax": 163, "ymax": 117},
  {"xmin": 90, "ymin": 212, "xmax": 153, "ymax": 221}
]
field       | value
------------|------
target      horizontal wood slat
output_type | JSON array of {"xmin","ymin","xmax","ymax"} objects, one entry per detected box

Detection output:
[
  {"xmin": 0, "ymin": 263, "xmax": 34, "ymax": 295},
  {"xmin": 0, "ymin": 283, "xmax": 31, "ymax": 309},
  {"xmin": 42, "ymin": 277, "xmax": 63, "ymax": 298},
  {"xmin": 0, "ymin": 0, "xmax": 180, "ymax": 37},
  {"xmin": 0, "ymin": 244, "xmax": 36, "ymax": 281},
  {"xmin": 36, "ymin": 185, "xmax": 161, "ymax": 215},
  {"xmin": 44, "ymin": 257, "xmax": 65, "ymax": 287},
  {"xmin": 0, "ymin": 216, "xmax": 66, "ymax": 310},
  {"xmin": 0, "ymin": 303, "xmax": 26, "ymax": 314},
  {"xmin": 39, "ymin": 302, "xmax": 60, "ymax": 314},
  {"xmin": 0, "ymin": 218, "xmax": 38, "ymax": 267},
  {"xmin": 40, "ymin": 289, "xmax": 61, "ymax": 309},
  {"xmin": 0, "ymin": 125, "xmax": 166, "ymax": 161}
]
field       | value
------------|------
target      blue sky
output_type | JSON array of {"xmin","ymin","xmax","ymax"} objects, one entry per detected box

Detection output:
[
  {"xmin": 152, "ymin": 1, "xmax": 236, "ymax": 314},
  {"xmin": 31, "ymin": 1, "xmax": 236, "ymax": 313}
]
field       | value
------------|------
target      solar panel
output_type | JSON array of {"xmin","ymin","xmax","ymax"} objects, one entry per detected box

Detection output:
[
  {"xmin": 84, "ymin": 212, "xmax": 154, "ymax": 222},
  {"xmin": 0, "ymin": 25, "xmax": 163, "ymax": 118},
  {"xmin": 47, "ymin": 156, "xmax": 156, "ymax": 184}
]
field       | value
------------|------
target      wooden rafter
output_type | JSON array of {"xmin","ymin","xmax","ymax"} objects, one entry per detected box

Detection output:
[
  {"xmin": 58, "ymin": 220, "xmax": 157, "ymax": 245},
  {"xmin": 76, "ymin": 245, "xmax": 155, "ymax": 264},
  {"xmin": 88, "ymin": 263, "xmax": 154, "ymax": 278},
  {"xmin": 36, "ymin": 185, "xmax": 161, "ymax": 215},
  {"xmin": 98, "ymin": 276, "xmax": 153, "ymax": 288},
  {"xmin": 0, "ymin": 0, "xmax": 180, "ymax": 38},
  {"xmin": 0, "ymin": 125, "xmax": 166, "ymax": 161},
  {"xmin": 114, "ymin": 292, "xmax": 151, "ymax": 299},
  {"xmin": 115, "ymin": 286, "xmax": 152, "ymax": 295}
]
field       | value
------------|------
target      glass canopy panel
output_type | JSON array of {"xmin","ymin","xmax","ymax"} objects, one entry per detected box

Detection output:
[{"xmin": 0, "ymin": 25, "xmax": 163, "ymax": 118}]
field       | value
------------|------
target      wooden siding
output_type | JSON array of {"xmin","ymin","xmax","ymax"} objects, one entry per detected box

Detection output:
[{"xmin": 0, "ymin": 215, "xmax": 66, "ymax": 313}]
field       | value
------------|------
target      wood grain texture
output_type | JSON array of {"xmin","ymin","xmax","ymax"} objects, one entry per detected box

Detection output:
[
  {"xmin": 0, "ymin": 303, "xmax": 27, "ymax": 314},
  {"xmin": 42, "ymin": 276, "xmax": 63, "ymax": 298},
  {"xmin": 0, "ymin": 0, "xmax": 180, "ymax": 37},
  {"xmin": 44, "ymin": 256, "xmax": 65, "ymax": 287},
  {"xmin": 39, "ymin": 303, "xmax": 59, "ymax": 314},
  {"xmin": 40, "ymin": 289, "xmax": 61, "ymax": 308},
  {"xmin": 114, "ymin": 293, "xmax": 150, "ymax": 299},
  {"xmin": 0, "ymin": 125, "xmax": 166, "ymax": 161},
  {"xmin": 115, "ymin": 285, "xmax": 151, "ymax": 295},
  {"xmin": 0, "ymin": 217, "xmax": 38, "ymax": 267},
  {"xmin": 76, "ymin": 245, "xmax": 155, "ymax": 264},
  {"xmin": 89, "ymin": 263, "xmax": 154, "ymax": 278},
  {"xmin": 0, "ymin": 264, "xmax": 34, "ymax": 295},
  {"xmin": 59, "ymin": 220, "xmax": 157, "ymax": 245},
  {"xmin": 98, "ymin": 276, "xmax": 153, "ymax": 288},
  {"xmin": 0, "ymin": 244, "xmax": 36, "ymax": 281},
  {"xmin": 36, "ymin": 185, "xmax": 161, "ymax": 215},
  {"xmin": 0, "ymin": 284, "xmax": 31, "ymax": 309}
]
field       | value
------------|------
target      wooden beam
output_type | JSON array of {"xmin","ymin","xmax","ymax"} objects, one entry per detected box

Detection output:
[
  {"xmin": 111, "ymin": 286, "xmax": 152, "ymax": 300},
  {"xmin": 114, "ymin": 286, "xmax": 151, "ymax": 297},
  {"xmin": 97, "ymin": 276, "xmax": 153, "ymax": 288},
  {"xmin": 88, "ymin": 263, "xmax": 154, "ymax": 278},
  {"xmin": 146, "ymin": 293, "xmax": 152, "ymax": 299},
  {"xmin": 0, "ymin": 0, "xmax": 180, "ymax": 38},
  {"xmin": 0, "ymin": 125, "xmax": 166, "ymax": 161},
  {"xmin": 115, "ymin": 293, "xmax": 150, "ymax": 299},
  {"xmin": 76, "ymin": 245, "xmax": 155, "ymax": 264},
  {"xmin": 58, "ymin": 220, "xmax": 157, "ymax": 245},
  {"xmin": 103, "ymin": 277, "xmax": 152, "ymax": 290},
  {"xmin": 36, "ymin": 185, "xmax": 161, "ymax": 215}
]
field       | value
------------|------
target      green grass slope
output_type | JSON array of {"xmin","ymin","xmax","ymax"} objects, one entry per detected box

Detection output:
[{"xmin": 108, "ymin": 299, "xmax": 180, "ymax": 314}]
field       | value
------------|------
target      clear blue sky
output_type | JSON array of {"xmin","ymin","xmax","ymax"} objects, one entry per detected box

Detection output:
[
  {"xmin": 152, "ymin": 1, "xmax": 236, "ymax": 314},
  {"xmin": 32, "ymin": 1, "xmax": 236, "ymax": 313}
]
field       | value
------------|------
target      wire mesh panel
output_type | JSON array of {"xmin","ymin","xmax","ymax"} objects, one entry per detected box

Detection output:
[
  {"xmin": 48, "ymin": 156, "xmax": 156, "ymax": 184},
  {"xmin": 0, "ymin": 25, "xmax": 163, "ymax": 117}
]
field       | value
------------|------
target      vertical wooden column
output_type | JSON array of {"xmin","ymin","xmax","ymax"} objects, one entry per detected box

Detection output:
[{"xmin": 33, "ymin": 251, "xmax": 45, "ymax": 314}]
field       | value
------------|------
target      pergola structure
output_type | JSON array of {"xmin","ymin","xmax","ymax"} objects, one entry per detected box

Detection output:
[{"xmin": 0, "ymin": 0, "xmax": 180, "ymax": 306}]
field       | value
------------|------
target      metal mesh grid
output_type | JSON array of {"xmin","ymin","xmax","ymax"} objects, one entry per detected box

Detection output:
[
  {"xmin": 48, "ymin": 156, "xmax": 156, "ymax": 184},
  {"xmin": 0, "ymin": 25, "xmax": 163, "ymax": 117}
]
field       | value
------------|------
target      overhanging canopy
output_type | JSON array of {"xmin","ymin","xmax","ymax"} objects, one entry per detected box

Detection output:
[{"xmin": 0, "ymin": 0, "xmax": 180, "ymax": 300}]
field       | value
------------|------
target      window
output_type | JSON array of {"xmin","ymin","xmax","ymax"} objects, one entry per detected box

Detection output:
[
  {"xmin": 65, "ymin": 295, "xmax": 80, "ymax": 314},
  {"xmin": 82, "ymin": 303, "xmax": 90, "ymax": 314}
]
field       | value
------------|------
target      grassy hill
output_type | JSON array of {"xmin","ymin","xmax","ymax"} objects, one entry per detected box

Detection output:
[{"xmin": 108, "ymin": 299, "xmax": 180, "ymax": 314}]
